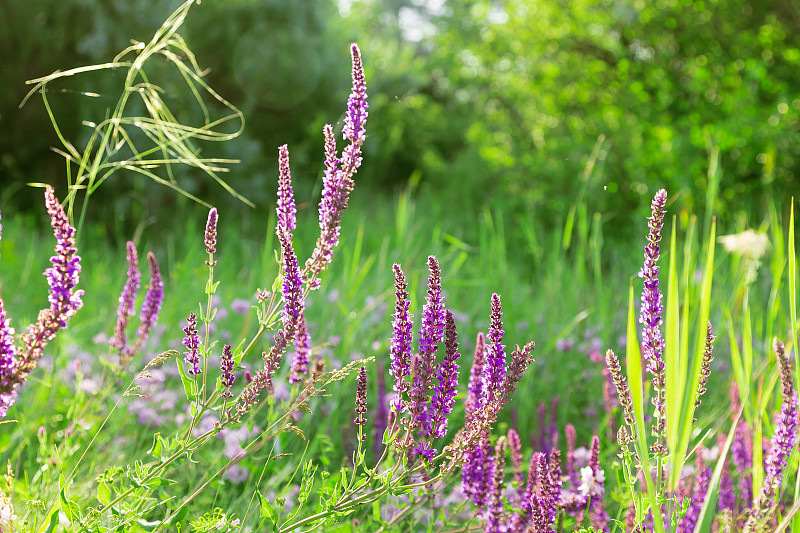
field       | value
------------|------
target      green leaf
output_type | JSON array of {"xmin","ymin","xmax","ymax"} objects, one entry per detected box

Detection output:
[
  {"xmin": 259, "ymin": 491, "xmax": 277, "ymax": 523},
  {"xmin": 97, "ymin": 481, "xmax": 111, "ymax": 506},
  {"xmin": 176, "ymin": 359, "xmax": 198, "ymax": 400}
]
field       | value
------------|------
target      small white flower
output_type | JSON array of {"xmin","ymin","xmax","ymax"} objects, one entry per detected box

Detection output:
[
  {"xmin": 577, "ymin": 466, "xmax": 605, "ymax": 497},
  {"xmin": 718, "ymin": 229, "xmax": 769, "ymax": 259}
]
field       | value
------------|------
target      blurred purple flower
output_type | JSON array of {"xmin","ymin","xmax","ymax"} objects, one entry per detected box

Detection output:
[
  {"xmin": 231, "ymin": 298, "xmax": 250, "ymax": 314},
  {"xmin": 111, "ymin": 241, "xmax": 141, "ymax": 354},
  {"xmin": 289, "ymin": 313, "xmax": 310, "ymax": 384}
]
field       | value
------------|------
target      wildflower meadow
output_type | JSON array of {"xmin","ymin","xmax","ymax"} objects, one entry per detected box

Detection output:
[{"xmin": 0, "ymin": 1, "xmax": 798, "ymax": 532}]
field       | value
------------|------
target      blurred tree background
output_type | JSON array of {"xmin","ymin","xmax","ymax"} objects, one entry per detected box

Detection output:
[{"xmin": 1, "ymin": 0, "xmax": 798, "ymax": 244}]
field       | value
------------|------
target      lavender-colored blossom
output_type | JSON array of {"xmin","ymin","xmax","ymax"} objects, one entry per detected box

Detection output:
[
  {"xmin": 530, "ymin": 493, "xmax": 550, "ymax": 533},
  {"xmin": 276, "ymin": 145, "xmax": 297, "ymax": 235},
  {"xmin": 220, "ymin": 344, "xmax": 235, "ymax": 398},
  {"xmin": 135, "ymin": 252, "xmax": 163, "ymax": 347},
  {"xmin": 2, "ymin": 188, "xmax": 83, "ymax": 417},
  {"xmin": 547, "ymin": 397, "xmax": 559, "ymax": 452},
  {"xmin": 111, "ymin": 241, "xmax": 141, "ymax": 354},
  {"xmin": 546, "ymin": 450, "xmax": 563, "ymax": 524},
  {"xmin": 354, "ymin": 366, "xmax": 367, "ymax": 438},
  {"xmin": 482, "ymin": 293, "xmax": 506, "ymax": 404},
  {"xmin": 0, "ymin": 298, "xmax": 17, "ymax": 417},
  {"xmin": 463, "ymin": 436, "xmax": 493, "ymax": 506},
  {"xmin": 639, "ymin": 188, "xmax": 668, "ymax": 453},
  {"xmin": 507, "ymin": 428, "xmax": 526, "ymax": 503},
  {"xmin": 410, "ymin": 256, "xmax": 445, "ymax": 433},
  {"xmin": 205, "ymin": 207, "xmax": 218, "ymax": 266},
  {"xmin": 465, "ymin": 332, "xmax": 486, "ymax": 421},
  {"xmin": 748, "ymin": 339, "xmax": 799, "ymax": 524},
  {"xmin": 304, "ymin": 44, "xmax": 368, "ymax": 288},
  {"xmin": 586, "ymin": 435, "xmax": 608, "ymax": 530},
  {"xmin": 278, "ymin": 229, "xmax": 303, "ymax": 338},
  {"xmin": 183, "ymin": 312, "xmax": 201, "ymax": 375},
  {"xmin": 288, "ymin": 312, "xmax": 310, "ymax": 384},
  {"xmin": 677, "ymin": 451, "xmax": 710, "ymax": 533},
  {"xmin": 729, "ymin": 382, "xmax": 753, "ymax": 508},
  {"xmin": 717, "ymin": 433, "xmax": 735, "ymax": 512},
  {"xmin": 483, "ymin": 436, "xmax": 507, "ymax": 533},
  {"xmin": 566, "ymin": 424, "xmax": 579, "ymax": 488},
  {"xmin": 429, "ymin": 309, "xmax": 460, "ymax": 438},
  {"xmin": 389, "ymin": 264, "xmax": 413, "ymax": 410}
]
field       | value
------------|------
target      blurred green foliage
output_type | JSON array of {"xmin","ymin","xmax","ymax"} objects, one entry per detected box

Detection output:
[{"xmin": 1, "ymin": 0, "xmax": 798, "ymax": 242}]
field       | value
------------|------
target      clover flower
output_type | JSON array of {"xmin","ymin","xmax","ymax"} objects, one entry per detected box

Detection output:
[
  {"xmin": 111, "ymin": 241, "xmax": 141, "ymax": 354},
  {"xmin": 183, "ymin": 312, "xmax": 201, "ymax": 375},
  {"xmin": 204, "ymin": 207, "xmax": 218, "ymax": 266},
  {"xmin": 389, "ymin": 263, "xmax": 413, "ymax": 410},
  {"xmin": 639, "ymin": 188, "xmax": 668, "ymax": 453},
  {"xmin": 428, "ymin": 309, "xmax": 460, "ymax": 438},
  {"xmin": 220, "ymin": 344, "xmax": 235, "ymax": 398}
]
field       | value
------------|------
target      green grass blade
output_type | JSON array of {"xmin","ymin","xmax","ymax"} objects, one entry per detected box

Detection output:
[{"xmin": 665, "ymin": 218, "xmax": 681, "ymax": 488}]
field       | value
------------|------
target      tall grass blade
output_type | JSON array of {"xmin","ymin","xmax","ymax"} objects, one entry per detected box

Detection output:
[{"xmin": 665, "ymin": 219, "xmax": 682, "ymax": 486}]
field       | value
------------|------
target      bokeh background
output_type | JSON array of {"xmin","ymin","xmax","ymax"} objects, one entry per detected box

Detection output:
[{"xmin": 1, "ymin": 0, "xmax": 798, "ymax": 244}]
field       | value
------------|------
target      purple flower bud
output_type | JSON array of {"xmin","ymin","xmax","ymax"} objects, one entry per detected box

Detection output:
[
  {"xmin": 205, "ymin": 207, "xmax": 218, "ymax": 266},
  {"xmin": 220, "ymin": 344, "xmax": 235, "ymax": 398},
  {"xmin": 183, "ymin": 312, "xmax": 201, "ymax": 375},
  {"xmin": 111, "ymin": 241, "xmax": 141, "ymax": 354}
]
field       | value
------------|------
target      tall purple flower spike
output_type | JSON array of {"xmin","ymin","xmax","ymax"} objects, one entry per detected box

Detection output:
[
  {"xmin": 354, "ymin": 366, "xmax": 368, "ymax": 439},
  {"xmin": 204, "ymin": 207, "xmax": 218, "ymax": 266},
  {"xmin": 389, "ymin": 263, "xmax": 413, "ymax": 411},
  {"xmin": 136, "ymin": 252, "xmax": 163, "ymax": 347},
  {"xmin": 409, "ymin": 256, "xmax": 445, "ymax": 434},
  {"xmin": 429, "ymin": 309, "xmax": 461, "ymax": 438},
  {"xmin": 465, "ymin": 332, "xmax": 486, "ymax": 421},
  {"xmin": 304, "ymin": 44, "xmax": 368, "ymax": 289},
  {"xmin": 747, "ymin": 339, "xmax": 799, "ymax": 525},
  {"xmin": 183, "ymin": 312, "xmax": 201, "ymax": 375},
  {"xmin": 278, "ymin": 229, "xmax": 304, "ymax": 338},
  {"xmin": 639, "ymin": 188, "xmax": 668, "ymax": 454},
  {"xmin": 276, "ymin": 145, "xmax": 297, "ymax": 236},
  {"xmin": 0, "ymin": 282, "xmax": 17, "ymax": 417},
  {"xmin": 0, "ymin": 188, "xmax": 84, "ymax": 417},
  {"xmin": 483, "ymin": 436, "xmax": 507, "ymax": 533},
  {"xmin": 111, "ymin": 241, "xmax": 141, "ymax": 354},
  {"xmin": 482, "ymin": 293, "xmax": 506, "ymax": 405},
  {"xmin": 220, "ymin": 344, "xmax": 235, "ymax": 398}
]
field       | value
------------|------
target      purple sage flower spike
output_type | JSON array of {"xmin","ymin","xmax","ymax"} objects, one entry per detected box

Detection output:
[
  {"xmin": 410, "ymin": 256, "xmax": 445, "ymax": 433},
  {"xmin": 135, "ymin": 252, "xmax": 164, "ymax": 349},
  {"xmin": 389, "ymin": 263, "xmax": 413, "ymax": 411},
  {"xmin": 566, "ymin": 424, "xmax": 579, "ymax": 488},
  {"xmin": 111, "ymin": 241, "xmax": 141, "ymax": 355},
  {"xmin": 716, "ymin": 432, "xmax": 735, "ymax": 512},
  {"xmin": 354, "ymin": 366, "xmax": 368, "ymax": 439},
  {"xmin": 220, "ymin": 344, "xmax": 235, "ymax": 398},
  {"xmin": 429, "ymin": 309, "xmax": 460, "ymax": 438},
  {"xmin": 205, "ymin": 207, "xmax": 218, "ymax": 266},
  {"xmin": 501, "ymin": 341, "xmax": 535, "ymax": 408},
  {"xmin": 276, "ymin": 145, "xmax": 297, "ymax": 236},
  {"xmin": 482, "ymin": 293, "xmax": 506, "ymax": 405},
  {"xmin": 747, "ymin": 339, "xmax": 799, "ymax": 526},
  {"xmin": 483, "ymin": 436, "xmax": 507, "ymax": 533},
  {"xmin": 0, "ymin": 294, "xmax": 17, "ymax": 418},
  {"xmin": 183, "ymin": 312, "xmax": 201, "ymax": 375},
  {"xmin": 677, "ymin": 451, "xmax": 710, "ymax": 533},
  {"xmin": 465, "ymin": 332, "xmax": 486, "ymax": 421},
  {"xmin": 605, "ymin": 348, "xmax": 636, "ymax": 429},
  {"xmin": 304, "ymin": 44, "xmax": 368, "ymax": 289},
  {"xmin": 586, "ymin": 436, "xmax": 609, "ymax": 530},
  {"xmin": 1, "ymin": 188, "xmax": 84, "ymax": 417},
  {"xmin": 278, "ymin": 229, "xmax": 304, "ymax": 338},
  {"xmin": 289, "ymin": 311, "xmax": 310, "ymax": 384},
  {"xmin": 507, "ymin": 429, "xmax": 525, "ymax": 501},
  {"xmin": 639, "ymin": 188, "xmax": 668, "ymax": 455}
]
